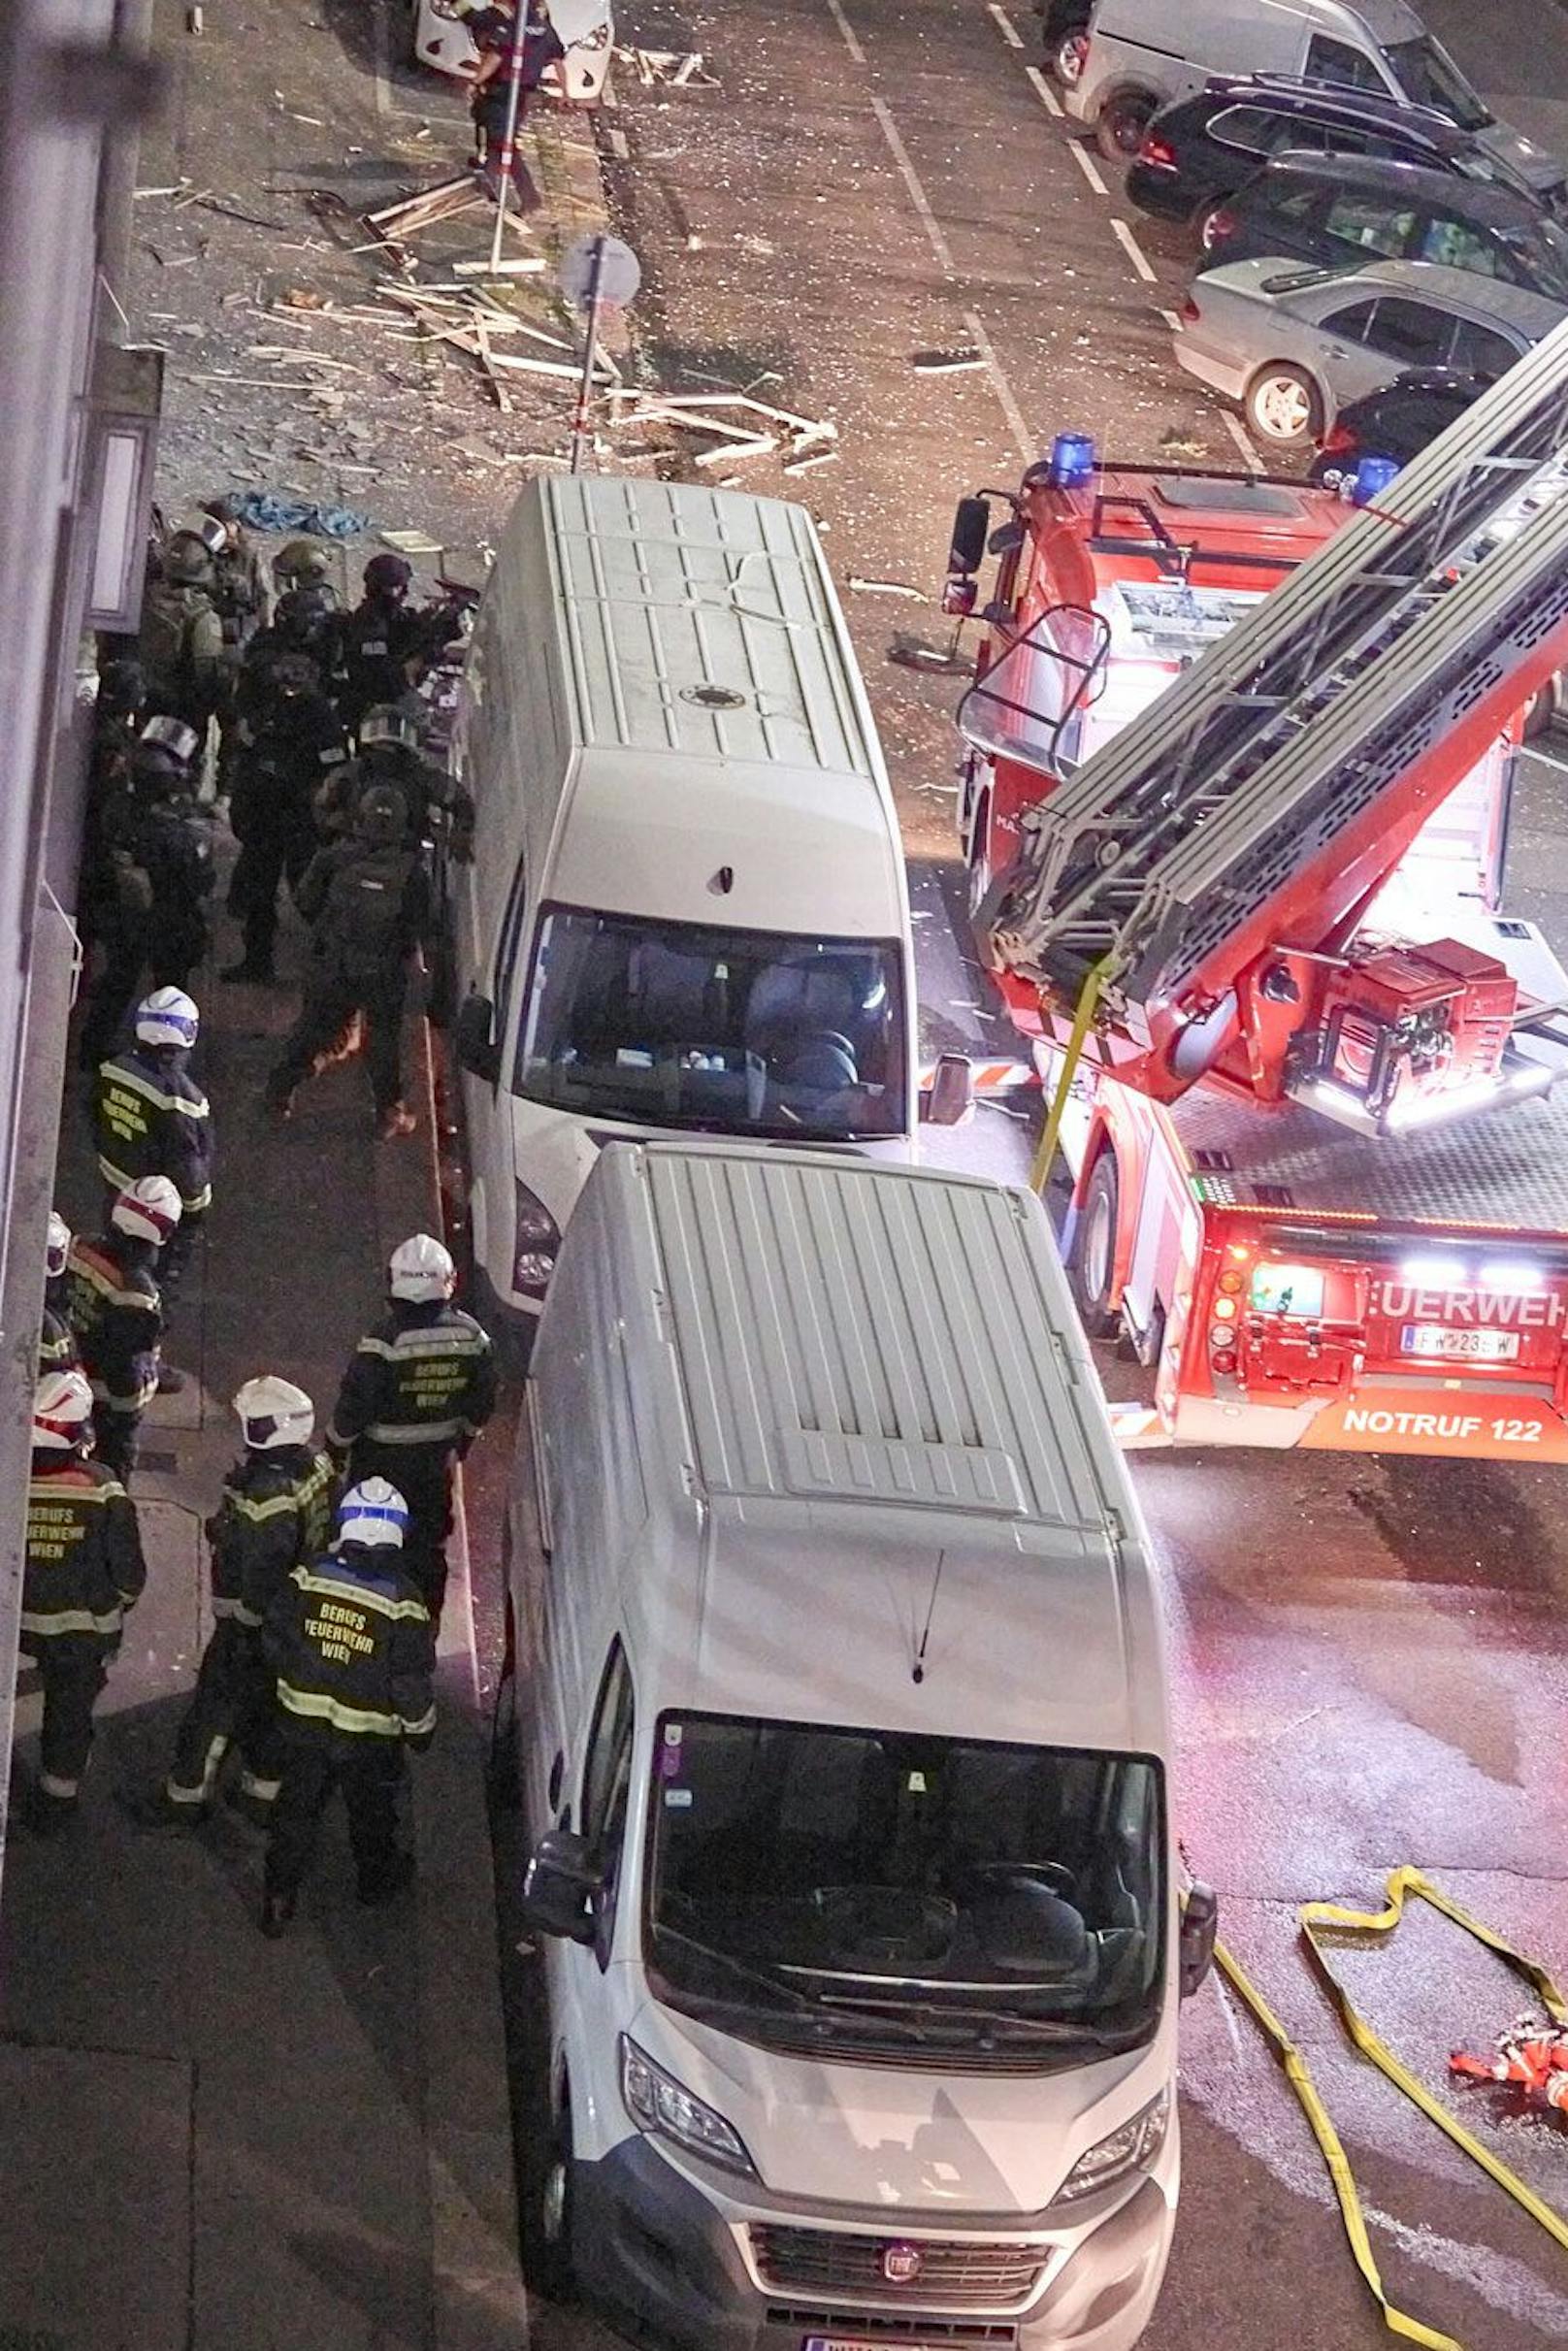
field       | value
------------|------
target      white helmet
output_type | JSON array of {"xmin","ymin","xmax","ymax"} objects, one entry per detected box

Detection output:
[
  {"xmin": 135, "ymin": 986, "xmax": 200, "ymax": 1051},
  {"xmin": 388, "ymin": 1232, "xmax": 455, "ymax": 1303},
  {"xmin": 233, "ymin": 1375, "xmax": 314, "ymax": 1451},
  {"xmin": 34, "ymin": 1368, "xmax": 94, "ymax": 1452},
  {"xmin": 46, "ymin": 1210, "xmax": 71, "ymax": 1279},
  {"xmin": 112, "ymin": 1175, "xmax": 182, "ymax": 1247},
  {"xmin": 139, "ymin": 714, "xmax": 201, "ymax": 769},
  {"xmin": 335, "ymin": 1476, "xmax": 408, "ymax": 1551}
]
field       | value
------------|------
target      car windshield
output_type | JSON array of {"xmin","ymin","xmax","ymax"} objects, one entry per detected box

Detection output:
[
  {"xmin": 513, "ymin": 905, "xmax": 909, "ymax": 1141},
  {"xmin": 1383, "ymin": 37, "xmax": 1491, "ymax": 133},
  {"xmin": 1494, "ymin": 214, "xmax": 1568, "ymax": 299},
  {"xmin": 644, "ymin": 1713, "xmax": 1166, "ymax": 2070}
]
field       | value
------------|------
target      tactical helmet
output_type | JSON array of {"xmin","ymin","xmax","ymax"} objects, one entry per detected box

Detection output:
[
  {"xmin": 98, "ymin": 659, "xmax": 145, "ymax": 716},
  {"xmin": 335, "ymin": 1476, "xmax": 408, "ymax": 1551},
  {"xmin": 275, "ymin": 586, "xmax": 336, "ymax": 649},
  {"xmin": 162, "ymin": 530, "xmax": 214, "ymax": 587},
  {"xmin": 191, "ymin": 514, "xmax": 235, "ymax": 559},
  {"xmin": 359, "ymin": 705, "xmax": 418, "ymax": 755},
  {"xmin": 139, "ymin": 714, "xmax": 201, "ymax": 769},
  {"xmin": 354, "ymin": 783, "xmax": 407, "ymax": 847},
  {"xmin": 274, "ymin": 538, "xmax": 331, "ymax": 586},
  {"xmin": 135, "ymin": 986, "xmax": 200, "ymax": 1050},
  {"xmin": 111, "ymin": 1175, "xmax": 182, "ymax": 1248},
  {"xmin": 34, "ymin": 1369, "xmax": 94, "ymax": 1453},
  {"xmin": 363, "ymin": 553, "xmax": 413, "ymax": 599},
  {"xmin": 233, "ymin": 1375, "xmax": 315, "ymax": 1452},
  {"xmin": 388, "ymin": 1232, "xmax": 455, "ymax": 1302}
]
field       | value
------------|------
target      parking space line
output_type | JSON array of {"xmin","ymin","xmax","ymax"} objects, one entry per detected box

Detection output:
[
  {"xmin": 1024, "ymin": 64, "xmax": 1064, "ymax": 118},
  {"xmin": 1068, "ymin": 142, "xmax": 1109, "ymax": 196},
  {"xmin": 964, "ymin": 308, "xmax": 1035, "ymax": 465},
  {"xmin": 1222, "ymin": 411, "xmax": 1264, "ymax": 473},
  {"xmin": 987, "ymin": 4, "xmax": 1026, "ymax": 48},
  {"xmin": 1109, "ymin": 216, "xmax": 1157, "ymax": 281},
  {"xmin": 1158, "ymin": 306, "xmax": 1182, "ymax": 330},
  {"xmin": 870, "ymin": 95, "xmax": 956, "ymax": 273},
  {"xmin": 825, "ymin": 0, "xmax": 868, "ymax": 67}
]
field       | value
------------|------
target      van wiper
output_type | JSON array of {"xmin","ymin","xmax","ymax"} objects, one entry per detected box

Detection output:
[
  {"xmin": 653, "ymin": 1924, "xmax": 823, "ymax": 2014},
  {"xmin": 812, "ymin": 1991, "xmax": 1137, "ymax": 2048}
]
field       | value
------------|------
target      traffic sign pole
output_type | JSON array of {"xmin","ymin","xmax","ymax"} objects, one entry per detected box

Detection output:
[
  {"xmin": 556, "ymin": 233, "xmax": 640, "ymax": 475},
  {"xmin": 569, "ymin": 235, "xmax": 607, "ymax": 474}
]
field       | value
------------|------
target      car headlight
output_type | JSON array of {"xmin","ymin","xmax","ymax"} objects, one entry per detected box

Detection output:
[
  {"xmin": 578, "ymin": 19, "xmax": 612, "ymax": 48},
  {"xmin": 1051, "ymin": 2091, "xmax": 1169, "ymax": 2206},
  {"xmin": 620, "ymin": 2037, "xmax": 757, "ymax": 2178},
  {"xmin": 512, "ymin": 1183, "xmax": 561, "ymax": 1296}
]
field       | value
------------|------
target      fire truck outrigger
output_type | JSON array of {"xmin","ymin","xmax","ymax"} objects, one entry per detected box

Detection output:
[{"xmin": 944, "ymin": 336, "xmax": 1568, "ymax": 1461}]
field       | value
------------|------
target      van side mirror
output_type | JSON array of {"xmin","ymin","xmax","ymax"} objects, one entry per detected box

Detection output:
[
  {"xmin": 1179, "ymin": 1880, "xmax": 1219, "ymax": 1998},
  {"xmin": 922, "ymin": 1052, "xmax": 975, "ymax": 1128},
  {"xmin": 521, "ymin": 1827, "xmax": 602, "ymax": 1945},
  {"xmin": 454, "ymin": 991, "xmax": 502, "ymax": 1085},
  {"xmin": 948, "ymin": 496, "xmax": 991, "ymax": 575}
]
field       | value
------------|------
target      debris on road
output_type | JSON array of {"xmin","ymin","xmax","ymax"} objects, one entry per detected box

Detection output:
[
  {"xmin": 604, "ymin": 387, "xmax": 835, "ymax": 470},
  {"xmin": 910, "ymin": 347, "xmax": 984, "ymax": 374},
  {"xmin": 846, "ymin": 576, "xmax": 926, "ymax": 601},
  {"xmin": 616, "ymin": 49, "xmax": 719, "ymax": 87}
]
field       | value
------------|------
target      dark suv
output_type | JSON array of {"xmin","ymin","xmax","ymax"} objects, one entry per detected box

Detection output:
[
  {"xmin": 1201, "ymin": 151, "xmax": 1568, "ymax": 304},
  {"xmin": 1128, "ymin": 77, "xmax": 1535, "ymax": 245}
]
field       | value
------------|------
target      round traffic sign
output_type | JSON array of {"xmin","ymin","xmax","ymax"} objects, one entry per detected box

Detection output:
[{"xmin": 557, "ymin": 232, "xmax": 641, "ymax": 311}]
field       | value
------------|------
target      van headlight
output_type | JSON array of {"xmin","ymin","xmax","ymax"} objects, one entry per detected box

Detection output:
[
  {"xmin": 620, "ymin": 2037, "xmax": 757, "ymax": 2178},
  {"xmin": 512, "ymin": 1183, "xmax": 561, "ymax": 1296},
  {"xmin": 1051, "ymin": 2091, "xmax": 1169, "ymax": 2206}
]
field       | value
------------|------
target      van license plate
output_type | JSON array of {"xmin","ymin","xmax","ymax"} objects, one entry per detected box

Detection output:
[
  {"xmin": 1400, "ymin": 1325, "xmax": 1519, "ymax": 1362},
  {"xmin": 805, "ymin": 2337, "xmax": 931, "ymax": 2351}
]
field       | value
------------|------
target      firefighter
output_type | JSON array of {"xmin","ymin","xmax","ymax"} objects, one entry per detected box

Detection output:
[
  {"xmin": 158, "ymin": 1378, "xmax": 336, "ymax": 1824},
  {"xmin": 94, "ymin": 988, "xmax": 212, "ymax": 1317},
  {"xmin": 326, "ymin": 1232, "xmax": 496, "ymax": 1621},
  {"xmin": 67, "ymin": 1177, "xmax": 181, "ymax": 1479},
  {"xmin": 263, "ymin": 785, "xmax": 431, "ymax": 1137},
  {"xmin": 260, "ymin": 1476, "xmax": 436, "ymax": 1935},
  {"xmin": 224, "ymin": 647, "xmax": 349, "ymax": 984},
  {"xmin": 138, "ymin": 528, "xmax": 226, "ymax": 734},
  {"xmin": 40, "ymin": 1212, "xmax": 81, "ymax": 1376},
  {"xmin": 335, "ymin": 554, "xmax": 424, "ymax": 738},
  {"xmin": 77, "ymin": 719, "xmax": 215, "ymax": 1067},
  {"xmin": 22, "ymin": 1368, "xmax": 147, "ymax": 1831}
]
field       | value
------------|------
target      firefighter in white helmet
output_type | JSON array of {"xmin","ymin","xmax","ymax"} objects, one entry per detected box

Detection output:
[
  {"xmin": 39, "ymin": 1210, "xmax": 81, "ymax": 1377},
  {"xmin": 93, "ymin": 988, "xmax": 212, "ymax": 1335},
  {"xmin": 156, "ymin": 1378, "xmax": 336, "ymax": 1824},
  {"xmin": 259, "ymin": 1477, "xmax": 436, "ymax": 1936},
  {"xmin": 22, "ymin": 1369, "xmax": 147, "ymax": 1830},
  {"xmin": 326, "ymin": 1233, "xmax": 496, "ymax": 1622},
  {"xmin": 65, "ymin": 1177, "xmax": 182, "ymax": 1478}
]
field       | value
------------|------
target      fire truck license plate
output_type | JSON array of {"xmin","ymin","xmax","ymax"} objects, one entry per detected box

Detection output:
[{"xmin": 1400, "ymin": 1325, "xmax": 1519, "ymax": 1362}]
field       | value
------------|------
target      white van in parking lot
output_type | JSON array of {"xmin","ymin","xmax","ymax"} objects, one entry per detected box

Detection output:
[
  {"xmin": 504, "ymin": 1137, "xmax": 1217, "ymax": 2351},
  {"xmin": 445, "ymin": 476, "xmax": 959, "ymax": 1343}
]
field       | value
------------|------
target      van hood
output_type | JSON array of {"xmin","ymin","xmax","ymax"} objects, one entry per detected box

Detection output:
[{"xmin": 632, "ymin": 1997, "xmax": 1169, "ymax": 2214}]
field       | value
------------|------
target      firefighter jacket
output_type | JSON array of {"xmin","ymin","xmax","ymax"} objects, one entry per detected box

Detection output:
[
  {"xmin": 94, "ymin": 1044, "xmax": 213, "ymax": 1216},
  {"xmin": 39, "ymin": 1299, "xmax": 82, "ymax": 1377},
  {"xmin": 207, "ymin": 1444, "xmax": 337, "ymax": 1628},
  {"xmin": 265, "ymin": 1549, "xmax": 436, "ymax": 1746},
  {"xmin": 23, "ymin": 1452, "xmax": 147, "ymax": 1644},
  {"xmin": 329, "ymin": 1301, "xmax": 498, "ymax": 1485},
  {"xmin": 67, "ymin": 1233, "xmax": 164, "ymax": 1413}
]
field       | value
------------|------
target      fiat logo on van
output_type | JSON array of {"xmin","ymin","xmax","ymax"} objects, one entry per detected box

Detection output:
[{"xmin": 880, "ymin": 2242, "xmax": 924, "ymax": 2286}]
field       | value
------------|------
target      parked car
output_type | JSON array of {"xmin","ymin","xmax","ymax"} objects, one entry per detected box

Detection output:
[
  {"xmin": 1200, "ymin": 150, "xmax": 1568, "ymax": 303},
  {"xmin": 1128, "ymin": 76, "xmax": 1537, "ymax": 244},
  {"xmin": 1308, "ymin": 364, "xmax": 1478, "ymax": 489},
  {"xmin": 1173, "ymin": 255, "xmax": 1566, "ymax": 442},
  {"xmin": 1039, "ymin": 0, "xmax": 1092, "ymax": 86},
  {"xmin": 409, "ymin": 0, "xmax": 614, "ymax": 105}
]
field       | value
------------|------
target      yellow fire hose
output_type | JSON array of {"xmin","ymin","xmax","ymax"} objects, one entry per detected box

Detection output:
[
  {"xmin": 1029, "ymin": 955, "xmax": 1115, "ymax": 1194},
  {"xmin": 1211, "ymin": 1868, "xmax": 1568, "ymax": 2349}
]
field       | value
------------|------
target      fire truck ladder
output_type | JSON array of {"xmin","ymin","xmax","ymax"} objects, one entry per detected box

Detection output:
[{"xmin": 983, "ymin": 321, "xmax": 1568, "ymax": 1029}]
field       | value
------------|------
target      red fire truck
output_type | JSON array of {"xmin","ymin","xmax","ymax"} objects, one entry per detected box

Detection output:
[{"xmin": 943, "ymin": 410, "xmax": 1568, "ymax": 1461}]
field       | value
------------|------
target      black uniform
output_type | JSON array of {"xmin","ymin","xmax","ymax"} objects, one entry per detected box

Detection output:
[
  {"xmin": 23, "ymin": 1451, "xmax": 147, "ymax": 1806},
  {"xmin": 228, "ymin": 682, "xmax": 349, "ymax": 977},
  {"xmin": 328, "ymin": 1300, "xmax": 497, "ymax": 1617},
  {"xmin": 165, "ymin": 1443, "xmax": 337, "ymax": 1812},
  {"xmin": 39, "ymin": 1296, "xmax": 81, "ymax": 1377},
  {"xmin": 78, "ymin": 788, "xmax": 215, "ymax": 1066},
  {"xmin": 313, "ymin": 742, "xmax": 444, "ymax": 847},
  {"xmin": 266, "ymin": 834, "xmax": 432, "ymax": 1119},
  {"xmin": 471, "ymin": 5, "xmax": 562, "ymax": 208},
  {"xmin": 262, "ymin": 1547, "xmax": 436, "ymax": 1910},
  {"xmin": 66, "ymin": 1231, "xmax": 165, "ymax": 1479},
  {"xmin": 94, "ymin": 1044, "xmax": 212, "ymax": 1297},
  {"xmin": 334, "ymin": 595, "xmax": 424, "ymax": 738}
]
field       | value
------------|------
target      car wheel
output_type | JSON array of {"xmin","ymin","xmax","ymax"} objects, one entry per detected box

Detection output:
[
  {"xmin": 1096, "ymin": 90, "xmax": 1156, "ymax": 162},
  {"xmin": 1053, "ymin": 29, "xmax": 1090, "ymax": 85},
  {"xmin": 1193, "ymin": 199, "xmax": 1230, "ymax": 255},
  {"xmin": 1069, "ymin": 1152, "xmax": 1123, "ymax": 1340},
  {"xmin": 528, "ymin": 2096, "xmax": 577, "ymax": 2301},
  {"xmin": 1245, "ymin": 365, "xmax": 1321, "ymax": 446}
]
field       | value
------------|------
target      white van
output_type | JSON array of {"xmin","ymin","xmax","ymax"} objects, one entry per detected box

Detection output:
[
  {"xmin": 1069, "ymin": 0, "xmax": 1565, "ymax": 201},
  {"xmin": 503, "ymin": 1138, "xmax": 1217, "ymax": 2351},
  {"xmin": 445, "ymin": 477, "xmax": 961, "ymax": 1341}
]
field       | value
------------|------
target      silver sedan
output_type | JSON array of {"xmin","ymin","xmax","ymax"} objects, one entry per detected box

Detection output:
[{"xmin": 1173, "ymin": 255, "xmax": 1565, "ymax": 445}]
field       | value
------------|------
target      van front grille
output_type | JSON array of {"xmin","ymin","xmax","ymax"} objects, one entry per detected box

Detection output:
[
  {"xmin": 765, "ymin": 2307, "xmax": 1016, "ymax": 2344},
  {"xmin": 750, "ymin": 2228, "xmax": 1049, "ymax": 2311}
]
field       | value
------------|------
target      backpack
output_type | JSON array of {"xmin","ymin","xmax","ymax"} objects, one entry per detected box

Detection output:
[
  {"xmin": 139, "ymin": 581, "xmax": 204, "ymax": 688},
  {"xmin": 318, "ymin": 843, "xmax": 416, "ymax": 978}
]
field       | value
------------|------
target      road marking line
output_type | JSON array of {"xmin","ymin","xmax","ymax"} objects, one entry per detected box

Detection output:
[
  {"xmin": 1222, "ymin": 410, "xmax": 1265, "ymax": 473},
  {"xmin": 964, "ymin": 307, "xmax": 1034, "ymax": 465},
  {"xmin": 1110, "ymin": 215, "xmax": 1157, "ymax": 281},
  {"xmin": 988, "ymin": 3, "xmax": 1025, "ymax": 47},
  {"xmin": 825, "ymin": 0, "xmax": 867, "ymax": 66},
  {"xmin": 1025, "ymin": 64, "xmax": 1063, "ymax": 117},
  {"xmin": 371, "ymin": 0, "xmax": 394, "ymax": 118},
  {"xmin": 870, "ymin": 95, "xmax": 956, "ymax": 273},
  {"xmin": 606, "ymin": 125, "xmax": 630, "ymax": 158},
  {"xmin": 1068, "ymin": 142, "xmax": 1109, "ymax": 196},
  {"xmin": 1159, "ymin": 305, "xmax": 1182, "ymax": 329}
]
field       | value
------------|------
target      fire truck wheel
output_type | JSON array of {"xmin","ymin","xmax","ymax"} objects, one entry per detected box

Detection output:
[
  {"xmin": 1096, "ymin": 91, "xmax": 1157, "ymax": 162},
  {"xmin": 1070, "ymin": 1153, "xmax": 1123, "ymax": 1339},
  {"xmin": 1245, "ymin": 365, "xmax": 1321, "ymax": 446}
]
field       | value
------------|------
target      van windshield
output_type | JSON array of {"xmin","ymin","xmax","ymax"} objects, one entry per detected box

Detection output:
[
  {"xmin": 1383, "ymin": 36, "xmax": 1491, "ymax": 133},
  {"xmin": 513, "ymin": 905, "xmax": 909, "ymax": 1141},
  {"xmin": 644, "ymin": 1714, "xmax": 1165, "ymax": 2071}
]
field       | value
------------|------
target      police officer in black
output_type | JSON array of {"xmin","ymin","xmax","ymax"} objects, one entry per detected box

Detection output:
[
  {"xmin": 81, "ymin": 659, "xmax": 146, "ymax": 963},
  {"xmin": 66, "ymin": 1178, "xmax": 181, "ymax": 1479},
  {"xmin": 326, "ymin": 1232, "xmax": 497, "ymax": 1621},
  {"xmin": 40, "ymin": 1212, "xmax": 82, "ymax": 1377},
  {"xmin": 78, "ymin": 719, "xmax": 215, "ymax": 1066},
  {"xmin": 263, "ymin": 785, "xmax": 432, "ymax": 1136},
  {"xmin": 93, "ymin": 986, "xmax": 212, "ymax": 1314},
  {"xmin": 260, "ymin": 1477, "xmax": 436, "ymax": 1935},
  {"xmin": 335, "ymin": 554, "xmax": 424, "ymax": 738},
  {"xmin": 223, "ymin": 647, "xmax": 349, "ymax": 983},
  {"xmin": 23, "ymin": 1368, "xmax": 147, "ymax": 1831},
  {"xmin": 159, "ymin": 1378, "xmax": 336, "ymax": 1823}
]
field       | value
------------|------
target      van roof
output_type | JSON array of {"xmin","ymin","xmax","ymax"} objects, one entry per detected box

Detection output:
[{"xmin": 582, "ymin": 1144, "xmax": 1161, "ymax": 1750}]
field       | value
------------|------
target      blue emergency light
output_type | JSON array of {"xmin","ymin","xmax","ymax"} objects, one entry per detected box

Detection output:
[
  {"xmin": 1351, "ymin": 454, "xmax": 1399, "ymax": 506},
  {"xmin": 1047, "ymin": 432, "xmax": 1097, "ymax": 488}
]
